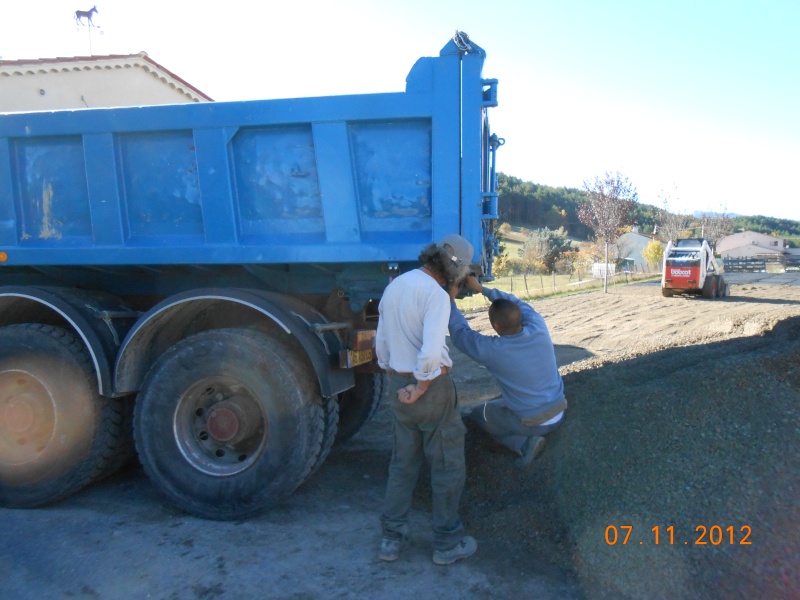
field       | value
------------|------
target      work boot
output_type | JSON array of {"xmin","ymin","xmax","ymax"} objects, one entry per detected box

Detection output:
[
  {"xmin": 516, "ymin": 435, "xmax": 546, "ymax": 467},
  {"xmin": 379, "ymin": 536, "xmax": 409, "ymax": 562},
  {"xmin": 432, "ymin": 536, "xmax": 478, "ymax": 566}
]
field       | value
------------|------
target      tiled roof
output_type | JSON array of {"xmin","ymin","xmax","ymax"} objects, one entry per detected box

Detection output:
[{"xmin": 0, "ymin": 52, "xmax": 213, "ymax": 102}]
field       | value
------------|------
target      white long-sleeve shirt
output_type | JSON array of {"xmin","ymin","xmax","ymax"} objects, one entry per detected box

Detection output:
[{"xmin": 375, "ymin": 269, "xmax": 452, "ymax": 381}]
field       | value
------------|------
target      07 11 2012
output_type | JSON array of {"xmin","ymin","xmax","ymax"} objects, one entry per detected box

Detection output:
[{"xmin": 604, "ymin": 525, "xmax": 752, "ymax": 545}]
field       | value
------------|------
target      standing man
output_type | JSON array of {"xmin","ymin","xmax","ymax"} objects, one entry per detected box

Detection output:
[
  {"xmin": 448, "ymin": 275, "xmax": 567, "ymax": 466},
  {"xmin": 375, "ymin": 234, "xmax": 477, "ymax": 566}
]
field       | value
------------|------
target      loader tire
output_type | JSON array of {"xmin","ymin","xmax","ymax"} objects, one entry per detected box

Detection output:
[
  {"xmin": 133, "ymin": 329, "xmax": 324, "ymax": 520},
  {"xmin": 717, "ymin": 276, "xmax": 728, "ymax": 298},
  {"xmin": 0, "ymin": 324, "xmax": 127, "ymax": 507},
  {"xmin": 702, "ymin": 276, "xmax": 718, "ymax": 299}
]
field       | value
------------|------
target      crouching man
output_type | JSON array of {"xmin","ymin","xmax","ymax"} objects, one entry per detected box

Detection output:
[{"xmin": 448, "ymin": 275, "xmax": 566, "ymax": 466}]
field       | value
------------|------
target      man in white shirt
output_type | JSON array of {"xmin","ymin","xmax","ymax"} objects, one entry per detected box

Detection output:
[{"xmin": 375, "ymin": 234, "xmax": 478, "ymax": 566}]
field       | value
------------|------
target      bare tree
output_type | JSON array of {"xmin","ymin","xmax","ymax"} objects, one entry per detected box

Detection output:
[
  {"xmin": 656, "ymin": 187, "xmax": 692, "ymax": 243},
  {"xmin": 699, "ymin": 207, "xmax": 734, "ymax": 250},
  {"xmin": 578, "ymin": 171, "xmax": 638, "ymax": 292}
]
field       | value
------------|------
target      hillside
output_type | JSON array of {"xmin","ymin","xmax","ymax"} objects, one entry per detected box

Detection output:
[{"xmin": 498, "ymin": 173, "xmax": 800, "ymax": 244}]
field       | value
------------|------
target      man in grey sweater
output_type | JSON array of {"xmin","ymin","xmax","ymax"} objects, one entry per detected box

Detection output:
[{"xmin": 448, "ymin": 275, "xmax": 566, "ymax": 466}]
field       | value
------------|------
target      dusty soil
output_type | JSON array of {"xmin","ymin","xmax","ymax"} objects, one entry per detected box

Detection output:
[
  {"xmin": 455, "ymin": 272, "xmax": 800, "ymax": 599},
  {"xmin": 2, "ymin": 273, "xmax": 799, "ymax": 599}
]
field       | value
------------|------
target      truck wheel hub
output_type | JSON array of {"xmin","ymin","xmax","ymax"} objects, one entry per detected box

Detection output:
[
  {"xmin": 206, "ymin": 403, "xmax": 241, "ymax": 443},
  {"xmin": 0, "ymin": 371, "xmax": 55, "ymax": 465},
  {"xmin": 3, "ymin": 397, "xmax": 35, "ymax": 433}
]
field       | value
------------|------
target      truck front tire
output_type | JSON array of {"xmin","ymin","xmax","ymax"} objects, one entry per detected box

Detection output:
[
  {"xmin": 133, "ymin": 329, "xmax": 324, "ymax": 520},
  {"xmin": 0, "ymin": 324, "xmax": 129, "ymax": 507}
]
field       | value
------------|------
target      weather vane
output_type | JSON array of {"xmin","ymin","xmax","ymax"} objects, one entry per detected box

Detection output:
[{"xmin": 74, "ymin": 5, "xmax": 102, "ymax": 54}]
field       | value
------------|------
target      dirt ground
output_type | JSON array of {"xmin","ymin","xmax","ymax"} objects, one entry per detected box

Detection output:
[{"xmin": 2, "ymin": 273, "xmax": 799, "ymax": 599}]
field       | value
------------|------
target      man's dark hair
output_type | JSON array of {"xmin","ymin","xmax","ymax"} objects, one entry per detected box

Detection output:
[
  {"xmin": 488, "ymin": 299, "xmax": 522, "ymax": 335},
  {"xmin": 418, "ymin": 243, "xmax": 470, "ymax": 287}
]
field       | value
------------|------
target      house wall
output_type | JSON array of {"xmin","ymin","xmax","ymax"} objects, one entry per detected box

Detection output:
[
  {"xmin": 0, "ymin": 57, "xmax": 209, "ymax": 112},
  {"xmin": 616, "ymin": 232, "xmax": 663, "ymax": 272},
  {"xmin": 717, "ymin": 231, "xmax": 784, "ymax": 255},
  {"xmin": 720, "ymin": 244, "xmax": 783, "ymax": 259}
]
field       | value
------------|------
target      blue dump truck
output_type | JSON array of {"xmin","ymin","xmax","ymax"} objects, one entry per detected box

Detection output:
[{"xmin": 0, "ymin": 32, "xmax": 501, "ymax": 519}]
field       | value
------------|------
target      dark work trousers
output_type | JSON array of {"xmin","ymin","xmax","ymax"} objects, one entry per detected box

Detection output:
[
  {"xmin": 380, "ymin": 373, "xmax": 467, "ymax": 551},
  {"xmin": 468, "ymin": 398, "xmax": 563, "ymax": 455}
]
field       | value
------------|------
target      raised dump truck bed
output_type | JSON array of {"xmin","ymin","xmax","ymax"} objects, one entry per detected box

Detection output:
[{"xmin": 0, "ymin": 33, "xmax": 501, "ymax": 518}]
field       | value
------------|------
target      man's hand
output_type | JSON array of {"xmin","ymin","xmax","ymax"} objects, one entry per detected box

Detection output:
[
  {"xmin": 397, "ymin": 381, "xmax": 430, "ymax": 404},
  {"xmin": 465, "ymin": 274, "xmax": 484, "ymax": 293}
]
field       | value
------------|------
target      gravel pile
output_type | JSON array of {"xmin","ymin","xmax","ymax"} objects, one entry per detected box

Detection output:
[{"xmin": 458, "ymin": 307, "xmax": 800, "ymax": 599}]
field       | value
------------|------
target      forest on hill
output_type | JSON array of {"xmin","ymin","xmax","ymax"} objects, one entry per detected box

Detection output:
[{"xmin": 497, "ymin": 173, "xmax": 800, "ymax": 243}]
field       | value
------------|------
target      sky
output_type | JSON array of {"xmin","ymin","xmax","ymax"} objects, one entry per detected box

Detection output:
[{"xmin": 2, "ymin": 0, "xmax": 799, "ymax": 222}]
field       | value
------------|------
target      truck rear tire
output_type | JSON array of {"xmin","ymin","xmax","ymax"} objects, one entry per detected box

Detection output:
[
  {"xmin": 336, "ymin": 373, "xmax": 386, "ymax": 442},
  {"xmin": 661, "ymin": 288, "xmax": 675, "ymax": 298},
  {"xmin": 702, "ymin": 276, "xmax": 718, "ymax": 299},
  {"xmin": 133, "ymin": 329, "xmax": 324, "ymax": 520},
  {"xmin": 0, "ymin": 324, "xmax": 128, "ymax": 507},
  {"xmin": 95, "ymin": 395, "xmax": 136, "ymax": 480},
  {"xmin": 307, "ymin": 394, "xmax": 339, "ymax": 478}
]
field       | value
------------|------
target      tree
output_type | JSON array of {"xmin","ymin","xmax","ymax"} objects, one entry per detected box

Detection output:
[
  {"xmin": 554, "ymin": 250, "xmax": 582, "ymax": 278},
  {"xmin": 519, "ymin": 227, "xmax": 572, "ymax": 274},
  {"xmin": 496, "ymin": 173, "xmax": 591, "ymax": 239},
  {"xmin": 642, "ymin": 239, "xmax": 664, "ymax": 271},
  {"xmin": 492, "ymin": 252, "xmax": 513, "ymax": 277},
  {"xmin": 492, "ymin": 240, "xmax": 513, "ymax": 277},
  {"xmin": 656, "ymin": 187, "xmax": 692, "ymax": 243},
  {"xmin": 578, "ymin": 171, "xmax": 638, "ymax": 292},
  {"xmin": 699, "ymin": 208, "xmax": 734, "ymax": 251}
]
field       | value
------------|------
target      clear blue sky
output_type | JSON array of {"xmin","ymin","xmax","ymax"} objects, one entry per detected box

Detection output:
[{"xmin": 2, "ymin": 1, "xmax": 798, "ymax": 222}]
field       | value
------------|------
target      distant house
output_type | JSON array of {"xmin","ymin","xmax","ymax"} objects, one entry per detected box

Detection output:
[
  {"xmin": 616, "ymin": 228, "xmax": 664, "ymax": 272},
  {"xmin": 716, "ymin": 231, "xmax": 785, "ymax": 258},
  {"xmin": 0, "ymin": 53, "xmax": 212, "ymax": 112}
]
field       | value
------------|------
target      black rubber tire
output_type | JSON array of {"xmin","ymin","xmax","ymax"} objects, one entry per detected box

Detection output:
[
  {"xmin": 94, "ymin": 395, "xmax": 136, "ymax": 480},
  {"xmin": 702, "ymin": 275, "xmax": 718, "ymax": 299},
  {"xmin": 335, "ymin": 373, "xmax": 386, "ymax": 443},
  {"xmin": 0, "ymin": 324, "xmax": 127, "ymax": 507},
  {"xmin": 661, "ymin": 288, "xmax": 675, "ymax": 297},
  {"xmin": 717, "ymin": 276, "xmax": 727, "ymax": 298},
  {"xmin": 307, "ymin": 394, "xmax": 339, "ymax": 479},
  {"xmin": 133, "ymin": 329, "xmax": 324, "ymax": 520}
]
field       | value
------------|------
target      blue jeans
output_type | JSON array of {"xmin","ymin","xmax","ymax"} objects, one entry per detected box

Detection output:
[{"xmin": 468, "ymin": 398, "xmax": 563, "ymax": 455}]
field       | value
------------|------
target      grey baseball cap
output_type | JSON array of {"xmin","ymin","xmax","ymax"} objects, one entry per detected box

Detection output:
[{"xmin": 437, "ymin": 234, "xmax": 474, "ymax": 266}]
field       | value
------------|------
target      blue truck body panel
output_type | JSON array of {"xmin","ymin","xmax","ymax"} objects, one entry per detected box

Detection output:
[
  {"xmin": 0, "ymin": 38, "xmax": 499, "ymax": 288},
  {"xmin": 0, "ymin": 34, "xmax": 502, "ymax": 517}
]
